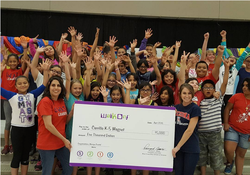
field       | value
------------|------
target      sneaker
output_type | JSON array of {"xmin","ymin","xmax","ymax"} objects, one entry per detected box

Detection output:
[
  {"xmin": 34, "ymin": 160, "xmax": 42, "ymax": 171},
  {"xmin": 1, "ymin": 145, "xmax": 10, "ymax": 155},
  {"xmin": 224, "ymin": 160, "xmax": 234, "ymax": 174},
  {"xmin": 9, "ymin": 145, "xmax": 13, "ymax": 154}
]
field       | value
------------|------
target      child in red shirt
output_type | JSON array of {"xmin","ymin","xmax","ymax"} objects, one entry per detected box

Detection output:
[
  {"xmin": 1, "ymin": 53, "xmax": 25, "ymax": 155},
  {"xmin": 195, "ymin": 45, "xmax": 224, "ymax": 89}
]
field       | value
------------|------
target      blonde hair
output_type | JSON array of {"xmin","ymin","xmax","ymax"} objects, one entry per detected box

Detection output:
[{"xmin": 206, "ymin": 50, "xmax": 215, "ymax": 56}]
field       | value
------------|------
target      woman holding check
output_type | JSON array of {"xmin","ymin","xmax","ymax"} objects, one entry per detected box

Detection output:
[{"xmin": 172, "ymin": 83, "xmax": 201, "ymax": 175}]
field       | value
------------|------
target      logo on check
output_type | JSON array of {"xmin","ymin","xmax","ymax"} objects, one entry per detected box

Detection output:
[
  {"xmin": 87, "ymin": 151, "xmax": 93, "ymax": 157},
  {"xmin": 100, "ymin": 113, "xmax": 129, "ymax": 120},
  {"xmin": 107, "ymin": 152, "xmax": 114, "ymax": 158},
  {"xmin": 77, "ymin": 150, "xmax": 83, "ymax": 157},
  {"xmin": 97, "ymin": 151, "xmax": 104, "ymax": 158}
]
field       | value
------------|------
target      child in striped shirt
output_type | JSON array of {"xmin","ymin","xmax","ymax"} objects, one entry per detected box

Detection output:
[{"xmin": 197, "ymin": 58, "xmax": 230, "ymax": 175}]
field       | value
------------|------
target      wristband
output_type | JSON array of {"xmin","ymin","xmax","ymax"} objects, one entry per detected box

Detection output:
[{"xmin": 115, "ymin": 68, "xmax": 119, "ymax": 72}]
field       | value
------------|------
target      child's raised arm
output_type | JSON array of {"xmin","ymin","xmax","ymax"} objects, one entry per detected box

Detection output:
[
  {"xmin": 21, "ymin": 57, "xmax": 28, "ymax": 77},
  {"xmin": 151, "ymin": 56, "xmax": 161, "ymax": 86},
  {"xmin": 220, "ymin": 57, "xmax": 230, "ymax": 96},
  {"xmin": 68, "ymin": 26, "xmax": 77, "ymax": 57},
  {"xmin": 138, "ymin": 28, "xmax": 152, "ymax": 59},
  {"xmin": 136, "ymin": 50, "xmax": 148, "ymax": 57},
  {"xmin": 30, "ymin": 46, "xmax": 45, "ymax": 80},
  {"xmin": 29, "ymin": 34, "xmax": 39, "ymax": 58},
  {"xmin": 178, "ymin": 51, "xmax": 189, "ymax": 89},
  {"xmin": 130, "ymin": 39, "xmax": 137, "ymax": 70},
  {"xmin": 162, "ymin": 45, "xmax": 175, "ymax": 71},
  {"xmin": 153, "ymin": 42, "xmax": 161, "ymax": 57},
  {"xmin": 93, "ymin": 49, "xmax": 103, "ymax": 82},
  {"xmin": 106, "ymin": 36, "xmax": 118, "ymax": 63},
  {"xmin": 100, "ymin": 86, "xmax": 109, "ymax": 103},
  {"xmin": 212, "ymin": 45, "xmax": 224, "ymax": 81},
  {"xmin": 56, "ymin": 33, "xmax": 68, "ymax": 55},
  {"xmin": 124, "ymin": 55, "xmax": 135, "ymax": 73},
  {"xmin": 220, "ymin": 30, "xmax": 228, "ymax": 60},
  {"xmin": 20, "ymin": 36, "xmax": 28, "ymax": 61},
  {"xmin": 29, "ymin": 59, "xmax": 51, "ymax": 98},
  {"xmin": 201, "ymin": 32, "xmax": 209, "ymax": 62},
  {"xmin": 119, "ymin": 79, "xmax": 131, "ymax": 104},
  {"xmin": 0, "ymin": 86, "xmax": 16, "ymax": 100},
  {"xmin": 171, "ymin": 41, "xmax": 181, "ymax": 70},
  {"xmin": 20, "ymin": 36, "xmax": 29, "ymax": 72},
  {"xmin": 102, "ymin": 60, "xmax": 114, "ymax": 87},
  {"xmin": 60, "ymin": 51, "xmax": 71, "ymax": 100},
  {"xmin": 74, "ymin": 43, "xmax": 84, "ymax": 79},
  {"xmin": 235, "ymin": 42, "xmax": 250, "ymax": 71},
  {"xmin": 0, "ymin": 63, "xmax": 6, "ymax": 77},
  {"xmin": 70, "ymin": 62, "xmax": 77, "ymax": 79},
  {"xmin": 90, "ymin": 28, "xmax": 100, "ymax": 59},
  {"xmin": 83, "ymin": 57, "xmax": 94, "ymax": 99},
  {"xmin": 40, "ymin": 59, "xmax": 52, "ymax": 87},
  {"xmin": 1, "ymin": 44, "xmax": 8, "ymax": 65},
  {"xmin": 114, "ymin": 58, "xmax": 121, "ymax": 81}
]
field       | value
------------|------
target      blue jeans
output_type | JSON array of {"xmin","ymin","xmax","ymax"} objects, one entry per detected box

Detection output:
[{"xmin": 38, "ymin": 146, "xmax": 73, "ymax": 175}]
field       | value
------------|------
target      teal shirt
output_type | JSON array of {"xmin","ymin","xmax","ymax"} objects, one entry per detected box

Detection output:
[
  {"xmin": 65, "ymin": 93, "xmax": 84, "ymax": 142},
  {"xmin": 124, "ymin": 89, "xmax": 139, "ymax": 100}
]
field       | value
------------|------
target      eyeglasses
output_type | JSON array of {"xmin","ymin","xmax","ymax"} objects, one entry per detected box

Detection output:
[
  {"xmin": 245, "ymin": 60, "xmax": 250, "ymax": 64},
  {"xmin": 50, "ymin": 69, "xmax": 62, "ymax": 75},
  {"xmin": 141, "ymin": 89, "xmax": 151, "ymax": 93},
  {"xmin": 203, "ymin": 87, "xmax": 214, "ymax": 90},
  {"xmin": 107, "ymin": 80, "xmax": 116, "ymax": 83}
]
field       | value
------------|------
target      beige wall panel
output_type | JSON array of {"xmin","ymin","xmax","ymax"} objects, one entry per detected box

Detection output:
[
  {"xmin": 1, "ymin": 1, "xmax": 250, "ymax": 21},
  {"xmin": 219, "ymin": 1, "xmax": 249, "ymax": 21},
  {"xmin": 1, "ymin": 1, "xmax": 50, "ymax": 11}
]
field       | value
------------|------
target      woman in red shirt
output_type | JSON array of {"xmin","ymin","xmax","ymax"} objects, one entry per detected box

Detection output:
[
  {"xmin": 37, "ymin": 76, "xmax": 74, "ymax": 175},
  {"xmin": 224, "ymin": 78, "xmax": 250, "ymax": 175}
]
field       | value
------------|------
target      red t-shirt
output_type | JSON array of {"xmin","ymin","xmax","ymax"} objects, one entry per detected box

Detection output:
[
  {"xmin": 1, "ymin": 68, "xmax": 23, "ymax": 100},
  {"xmin": 156, "ymin": 79, "xmax": 180, "ymax": 105},
  {"xmin": 192, "ymin": 91, "xmax": 204, "ymax": 106},
  {"xmin": 197, "ymin": 73, "xmax": 218, "ymax": 88},
  {"xmin": 37, "ymin": 97, "xmax": 67, "ymax": 150},
  {"xmin": 228, "ymin": 93, "xmax": 250, "ymax": 134},
  {"xmin": 208, "ymin": 63, "xmax": 214, "ymax": 75}
]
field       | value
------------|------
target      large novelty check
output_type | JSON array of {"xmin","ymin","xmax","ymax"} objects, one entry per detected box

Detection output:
[{"xmin": 70, "ymin": 101, "xmax": 175, "ymax": 172}]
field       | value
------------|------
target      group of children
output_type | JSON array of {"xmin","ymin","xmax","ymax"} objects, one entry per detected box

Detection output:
[{"xmin": 1, "ymin": 26, "xmax": 250, "ymax": 175}]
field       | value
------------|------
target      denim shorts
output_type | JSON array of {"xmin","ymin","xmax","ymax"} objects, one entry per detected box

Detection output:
[{"xmin": 224, "ymin": 126, "xmax": 250, "ymax": 149}]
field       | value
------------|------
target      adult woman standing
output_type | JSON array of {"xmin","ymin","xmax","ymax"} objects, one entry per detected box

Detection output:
[
  {"xmin": 172, "ymin": 83, "xmax": 201, "ymax": 175},
  {"xmin": 224, "ymin": 77, "xmax": 250, "ymax": 175},
  {"xmin": 37, "ymin": 76, "xmax": 74, "ymax": 175}
]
